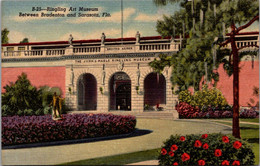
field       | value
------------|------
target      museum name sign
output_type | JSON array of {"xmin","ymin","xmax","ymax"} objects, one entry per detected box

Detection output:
[{"xmin": 75, "ymin": 57, "xmax": 152, "ymax": 63}]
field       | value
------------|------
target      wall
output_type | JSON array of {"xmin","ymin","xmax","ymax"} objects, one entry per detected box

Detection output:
[
  {"xmin": 1, "ymin": 67, "xmax": 66, "ymax": 96},
  {"xmin": 216, "ymin": 61, "xmax": 259, "ymax": 106},
  {"xmin": 1, "ymin": 60, "xmax": 258, "ymax": 108}
]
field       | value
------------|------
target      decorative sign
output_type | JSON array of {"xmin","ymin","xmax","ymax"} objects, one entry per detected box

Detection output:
[
  {"xmin": 74, "ymin": 57, "xmax": 152, "ymax": 64},
  {"xmin": 105, "ymin": 46, "xmax": 134, "ymax": 52},
  {"xmin": 114, "ymin": 73, "xmax": 130, "ymax": 80}
]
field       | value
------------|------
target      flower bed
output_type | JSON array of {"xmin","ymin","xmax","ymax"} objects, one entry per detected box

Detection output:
[
  {"xmin": 240, "ymin": 108, "xmax": 259, "ymax": 118},
  {"xmin": 176, "ymin": 102, "xmax": 259, "ymax": 119},
  {"xmin": 159, "ymin": 133, "xmax": 255, "ymax": 165},
  {"xmin": 176, "ymin": 102, "xmax": 233, "ymax": 119},
  {"xmin": 2, "ymin": 114, "xmax": 136, "ymax": 146}
]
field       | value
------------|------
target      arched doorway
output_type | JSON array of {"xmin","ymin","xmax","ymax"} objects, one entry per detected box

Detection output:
[
  {"xmin": 109, "ymin": 72, "xmax": 131, "ymax": 111},
  {"xmin": 77, "ymin": 73, "xmax": 97, "ymax": 110},
  {"xmin": 144, "ymin": 73, "xmax": 166, "ymax": 107}
]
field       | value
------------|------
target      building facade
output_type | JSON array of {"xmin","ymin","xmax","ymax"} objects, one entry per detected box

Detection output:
[
  {"xmin": 1, "ymin": 32, "xmax": 259, "ymax": 116},
  {"xmin": 2, "ymin": 33, "xmax": 181, "ymax": 116}
]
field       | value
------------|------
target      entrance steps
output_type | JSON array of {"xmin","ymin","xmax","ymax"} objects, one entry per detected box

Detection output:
[
  {"xmin": 70, "ymin": 110, "xmax": 178, "ymax": 120},
  {"xmin": 107, "ymin": 111, "xmax": 176, "ymax": 120}
]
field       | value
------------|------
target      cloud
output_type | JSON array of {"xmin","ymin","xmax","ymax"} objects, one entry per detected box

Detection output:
[
  {"xmin": 134, "ymin": 13, "xmax": 163, "ymax": 22},
  {"xmin": 9, "ymin": 31, "xmax": 38, "ymax": 43},
  {"xmin": 12, "ymin": 5, "xmax": 71, "ymax": 22},
  {"xmin": 124, "ymin": 29, "xmax": 139, "ymax": 37},
  {"xmin": 59, "ymin": 32, "xmax": 86, "ymax": 41},
  {"xmin": 67, "ymin": 8, "xmax": 136, "ymax": 24},
  {"xmin": 59, "ymin": 28, "xmax": 141, "ymax": 41}
]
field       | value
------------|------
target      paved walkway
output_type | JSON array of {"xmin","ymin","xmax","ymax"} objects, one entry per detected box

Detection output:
[
  {"xmin": 127, "ymin": 160, "xmax": 159, "ymax": 165},
  {"xmin": 2, "ymin": 119, "xmax": 231, "ymax": 165}
]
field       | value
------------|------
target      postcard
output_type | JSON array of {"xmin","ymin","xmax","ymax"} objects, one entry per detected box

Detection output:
[{"xmin": 1, "ymin": 0, "xmax": 259, "ymax": 165}]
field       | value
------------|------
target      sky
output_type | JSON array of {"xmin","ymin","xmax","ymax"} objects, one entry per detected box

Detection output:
[
  {"xmin": 1, "ymin": 0, "xmax": 180, "ymax": 43},
  {"xmin": 1, "ymin": 0, "xmax": 259, "ymax": 43}
]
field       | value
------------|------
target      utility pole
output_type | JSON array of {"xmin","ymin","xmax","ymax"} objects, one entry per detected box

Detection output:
[{"xmin": 121, "ymin": 0, "xmax": 123, "ymax": 44}]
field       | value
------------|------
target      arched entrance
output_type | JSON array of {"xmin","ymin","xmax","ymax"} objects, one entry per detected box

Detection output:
[
  {"xmin": 109, "ymin": 72, "xmax": 131, "ymax": 111},
  {"xmin": 77, "ymin": 73, "xmax": 97, "ymax": 110},
  {"xmin": 144, "ymin": 73, "xmax": 166, "ymax": 107}
]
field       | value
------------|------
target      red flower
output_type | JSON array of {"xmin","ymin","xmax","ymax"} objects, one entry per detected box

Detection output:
[
  {"xmin": 180, "ymin": 136, "xmax": 185, "ymax": 141},
  {"xmin": 198, "ymin": 159, "xmax": 206, "ymax": 166},
  {"xmin": 222, "ymin": 136, "xmax": 230, "ymax": 143},
  {"xmin": 161, "ymin": 148, "xmax": 167, "ymax": 155},
  {"xmin": 169, "ymin": 151, "xmax": 175, "ymax": 157},
  {"xmin": 222, "ymin": 160, "xmax": 230, "ymax": 165},
  {"xmin": 232, "ymin": 160, "xmax": 240, "ymax": 165},
  {"xmin": 214, "ymin": 149, "xmax": 222, "ymax": 157},
  {"xmin": 233, "ymin": 141, "xmax": 242, "ymax": 149},
  {"xmin": 173, "ymin": 162, "xmax": 178, "ymax": 165},
  {"xmin": 194, "ymin": 140, "xmax": 202, "ymax": 147},
  {"xmin": 171, "ymin": 145, "xmax": 178, "ymax": 151},
  {"xmin": 181, "ymin": 153, "xmax": 190, "ymax": 162},
  {"xmin": 201, "ymin": 134, "xmax": 208, "ymax": 139},
  {"xmin": 203, "ymin": 143, "xmax": 209, "ymax": 150}
]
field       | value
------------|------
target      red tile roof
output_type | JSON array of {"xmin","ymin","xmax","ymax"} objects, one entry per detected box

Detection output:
[{"xmin": 2, "ymin": 36, "xmax": 171, "ymax": 47}]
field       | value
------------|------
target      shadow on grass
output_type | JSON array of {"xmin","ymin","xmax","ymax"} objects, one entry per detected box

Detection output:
[
  {"xmin": 2, "ymin": 128, "xmax": 153, "ymax": 150},
  {"xmin": 240, "ymin": 127, "xmax": 259, "ymax": 130},
  {"xmin": 246, "ymin": 138, "xmax": 259, "ymax": 144}
]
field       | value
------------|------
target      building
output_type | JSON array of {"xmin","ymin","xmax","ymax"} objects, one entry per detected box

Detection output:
[{"xmin": 1, "ymin": 31, "xmax": 259, "ymax": 117}]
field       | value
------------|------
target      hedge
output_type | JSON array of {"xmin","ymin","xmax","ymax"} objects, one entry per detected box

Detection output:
[
  {"xmin": 2, "ymin": 114, "xmax": 136, "ymax": 146},
  {"xmin": 176, "ymin": 102, "xmax": 259, "ymax": 119},
  {"xmin": 158, "ymin": 133, "xmax": 255, "ymax": 165}
]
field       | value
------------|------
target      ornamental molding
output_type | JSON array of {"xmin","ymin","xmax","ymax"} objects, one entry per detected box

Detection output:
[{"xmin": 1, "ymin": 52, "xmax": 176, "ymax": 63}]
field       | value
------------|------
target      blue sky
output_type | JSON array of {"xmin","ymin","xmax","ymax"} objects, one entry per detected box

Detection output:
[
  {"xmin": 2, "ymin": 0, "xmax": 180, "ymax": 43},
  {"xmin": 1, "ymin": 0, "xmax": 258, "ymax": 43}
]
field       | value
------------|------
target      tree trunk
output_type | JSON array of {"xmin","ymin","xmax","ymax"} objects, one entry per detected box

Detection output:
[{"xmin": 230, "ymin": 23, "xmax": 241, "ymax": 139}]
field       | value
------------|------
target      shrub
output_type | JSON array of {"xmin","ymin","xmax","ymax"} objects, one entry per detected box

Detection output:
[
  {"xmin": 1, "ymin": 73, "xmax": 42, "ymax": 116},
  {"xmin": 178, "ymin": 85, "xmax": 229, "ymax": 110},
  {"xmin": 176, "ymin": 102, "xmax": 200, "ymax": 118},
  {"xmin": 178, "ymin": 90, "xmax": 193, "ymax": 104},
  {"xmin": 144, "ymin": 104, "xmax": 155, "ymax": 111},
  {"xmin": 158, "ymin": 133, "xmax": 255, "ymax": 166},
  {"xmin": 176, "ymin": 102, "xmax": 233, "ymax": 119},
  {"xmin": 1, "ymin": 74, "xmax": 69, "ymax": 116},
  {"xmin": 240, "ymin": 108, "xmax": 259, "ymax": 118},
  {"xmin": 2, "ymin": 114, "xmax": 136, "ymax": 146}
]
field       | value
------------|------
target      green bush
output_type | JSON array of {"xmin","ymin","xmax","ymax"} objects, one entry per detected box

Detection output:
[
  {"xmin": 1, "ymin": 73, "xmax": 42, "ymax": 116},
  {"xmin": 178, "ymin": 85, "xmax": 229, "ymax": 110},
  {"xmin": 178, "ymin": 90, "xmax": 193, "ymax": 104},
  {"xmin": 158, "ymin": 133, "xmax": 255, "ymax": 166},
  {"xmin": 1, "ymin": 73, "xmax": 69, "ymax": 116}
]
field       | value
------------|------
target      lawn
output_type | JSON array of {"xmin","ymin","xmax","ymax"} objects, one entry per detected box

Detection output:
[
  {"xmin": 61, "ymin": 119, "xmax": 259, "ymax": 165},
  {"xmin": 60, "ymin": 148, "xmax": 160, "ymax": 165},
  {"xmin": 211, "ymin": 118, "xmax": 259, "ymax": 123}
]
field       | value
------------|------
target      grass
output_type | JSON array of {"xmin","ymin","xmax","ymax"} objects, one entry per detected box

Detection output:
[
  {"xmin": 60, "ymin": 148, "xmax": 160, "ymax": 165},
  {"xmin": 61, "ymin": 119, "xmax": 259, "ymax": 166},
  {"xmin": 211, "ymin": 118, "xmax": 259, "ymax": 123}
]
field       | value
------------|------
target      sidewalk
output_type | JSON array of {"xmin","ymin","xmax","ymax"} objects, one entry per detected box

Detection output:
[
  {"xmin": 127, "ymin": 160, "xmax": 159, "ymax": 165},
  {"xmin": 2, "ymin": 118, "xmax": 231, "ymax": 165}
]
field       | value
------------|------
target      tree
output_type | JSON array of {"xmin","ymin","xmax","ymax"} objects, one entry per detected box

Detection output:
[
  {"xmin": 152, "ymin": 0, "xmax": 259, "ymax": 138},
  {"xmin": 1, "ymin": 28, "xmax": 9, "ymax": 44},
  {"xmin": 20, "ymin": 38, "xmax": 29, "ymax": 43},
  {"xmin": 2, "ymin": 73, "xmax": 42, "ymax": 115}
]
